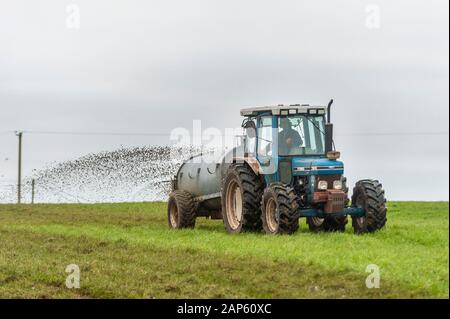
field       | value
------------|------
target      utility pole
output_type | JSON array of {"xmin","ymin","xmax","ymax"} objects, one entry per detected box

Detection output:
[
  {"xmin": 31, "ymin": 179, "xmax": 35, "ymax": 204},
  {"xmin": 16, "ymin": 131, "xmax": 23, "ymax": 204}
]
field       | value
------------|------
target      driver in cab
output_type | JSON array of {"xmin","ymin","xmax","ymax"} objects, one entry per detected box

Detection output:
[{"xmin": 279, "ymin": 117, "xmax": 302, "ymax": 155}]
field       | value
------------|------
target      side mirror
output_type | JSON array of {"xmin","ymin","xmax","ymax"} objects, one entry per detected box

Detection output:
[{"xmin": 243, "ymin": 121, "xmax": 257, "ymax": 139}]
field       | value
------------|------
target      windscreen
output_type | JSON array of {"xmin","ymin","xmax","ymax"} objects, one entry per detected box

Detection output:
[{"xmin": 278, "ymin": 115, "xmax": 325, "ymax": 156}]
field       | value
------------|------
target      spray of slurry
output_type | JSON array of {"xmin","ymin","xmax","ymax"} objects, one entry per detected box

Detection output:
[{"xmin": 0, "ymin": 145, "xmax": 204, "ymax": 204}]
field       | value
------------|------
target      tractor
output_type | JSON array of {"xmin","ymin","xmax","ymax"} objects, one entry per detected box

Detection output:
[{"xmin": 168, "ymin": 100, "xmax": 387, "ymax": 234}]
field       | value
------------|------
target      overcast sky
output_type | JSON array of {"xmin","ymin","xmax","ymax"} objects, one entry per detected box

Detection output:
[{"xmin": 0, "ymin": 0, "xmax": 449, "ymax": 200}]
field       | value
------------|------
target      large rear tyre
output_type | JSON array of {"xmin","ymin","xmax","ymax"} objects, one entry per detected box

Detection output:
[
  {"xmin": 306, "ymin": 215, "xmax": 348, "ymax": 232},
  {"xmin": 168, "ymin": 190, "xmax": 196, "ymax": 229},
  {"xmin": 351, "ymin": 179, "xmax": 387, "ymax": 234},
  {"xmin": 261, "ymin": 183, "xmax": 299, "ymax": 235},
  {"xmin": 221, "ymin": 163, "xmax": 264, "ymax": 233}
]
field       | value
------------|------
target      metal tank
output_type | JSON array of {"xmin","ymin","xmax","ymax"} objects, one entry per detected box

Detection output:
[
  {"xmin": 173, "ymin": 147, "xmax": 242, "ymax": 217},
  {"xmin": 176, "ymin": 155, "xmax": 223, "ymax": 197}
]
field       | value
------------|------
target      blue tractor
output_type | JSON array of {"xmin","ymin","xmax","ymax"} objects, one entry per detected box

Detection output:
[{"xmin": 168, "ymin": 100, "xmax": 387, "ymax": 234}]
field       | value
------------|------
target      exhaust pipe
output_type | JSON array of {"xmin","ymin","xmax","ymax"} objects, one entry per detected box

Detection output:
[
  {"xmin": 327, "ymin": 99, "xmax": 334, "ymax": 124},
  {"xmin": 325, "ymin": 99, "xmax": 334, "ymax": 153}
]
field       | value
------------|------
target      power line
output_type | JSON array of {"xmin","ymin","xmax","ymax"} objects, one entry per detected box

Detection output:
[
  {"xmin": 23, "ymin": 130, "xmax": 171, "ymax": 137},
  {"xmin": 0, "ymin": 130, "xmax": 171, "ymax": 136},
  {"xmin": 0, "ymin": 129, "xmax": 448, "ymax": 137},
  {"xmin": 336, "ymin": 131, "xmax": 449, "ymax": 137}
]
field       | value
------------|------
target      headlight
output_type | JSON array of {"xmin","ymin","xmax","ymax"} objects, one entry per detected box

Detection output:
[
  {"xmin": 318, "ymin": 180, "xmax": 328, "ymax": 190},
  {"xmin": 333, "ymin": 180, "xmax": 343, "ymax": 190}
]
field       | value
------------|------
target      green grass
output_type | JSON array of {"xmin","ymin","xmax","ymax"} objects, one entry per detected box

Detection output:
[{"xmin": 0, "ymin": 202, "xmax": 448, "ymax": 298}]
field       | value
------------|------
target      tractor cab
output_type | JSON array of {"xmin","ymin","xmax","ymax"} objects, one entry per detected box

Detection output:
[{"xmin": 240, "ymin": 103, "xmax": 343, "ymax": 186}]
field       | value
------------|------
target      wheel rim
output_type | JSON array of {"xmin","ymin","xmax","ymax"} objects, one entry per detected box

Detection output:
[
  {"xmin": 354, "ymin": 195, "xmax": 366, "ymax": 226},
  {"xmin": 311, "ymin": 216, "xmax": 324, "ymax": 226},
  {"xmin": 226, "ymin": 180, "xmax": 242, "ymax": 230},
  {"xmin": 169, "ymin": 201, "xmax": 178, "ymax": 228},
  {"xmin": 265, "ymin": 197, "xmax": 278, "ymax": 233},
  {"xmin": 354, "ymin": 216, "xmax": 365, "ymax": 227}
]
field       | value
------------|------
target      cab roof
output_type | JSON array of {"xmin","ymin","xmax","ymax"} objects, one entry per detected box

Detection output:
[{"xmin": 240, "ymin": 104, "xmax": 327, "ymax": 116}]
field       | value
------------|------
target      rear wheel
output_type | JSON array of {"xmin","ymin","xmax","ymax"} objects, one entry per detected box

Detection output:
[
  {"xmin": 351, "ymin": 179, "xmax": 387, "ymax": 234},
  {"xmin": 261, "ymin": 183, "xmax": 299, "ymax": 235},
  {"xmin": 168, "ymin": 190, "xmax": 196, "ymax": 229},
  {"xmin": 307, "ymin": 215, "xmax": 348, "ymax": 232},
  {"xmin": 221, "ymin": 163, "xmax": 264, "ymax": 233}
]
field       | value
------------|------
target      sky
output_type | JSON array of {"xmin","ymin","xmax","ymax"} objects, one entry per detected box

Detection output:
[{"xmin": 0, "ymin": 0, "xmax": 449, "ymax": 201}]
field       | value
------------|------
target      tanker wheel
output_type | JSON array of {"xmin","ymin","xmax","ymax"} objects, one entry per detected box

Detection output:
[
  {"xmin": 351, "ymin": 179, "xmax": 387, "ymax": 234},
  {"xmin": 168, "ymin": 190, "xmax": 196, "ymax": 229},
  {"xmin": 261, "ymin": 183, "xmax": 299, "ymax": 235},
  {"xmin": 221, "ymin": 163, "xmax": 264, "ymax": 233},
  {"xmin": 307, "ymin": 215, "xmax": 348, "ymax": 232}
]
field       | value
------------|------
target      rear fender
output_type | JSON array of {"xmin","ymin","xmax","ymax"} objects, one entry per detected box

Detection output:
[{"xmin": 233, "ymin": 157, "xmax": 262, "ymax": 176}]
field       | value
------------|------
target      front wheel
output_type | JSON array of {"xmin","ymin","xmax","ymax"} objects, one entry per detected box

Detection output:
[
  {"xmin": 261, "ymin": 183, "xmax": 299, "ymax": 235},
  {"xmin": 351, "ymin": 179, "xmax": 387, "ymax": 234}
]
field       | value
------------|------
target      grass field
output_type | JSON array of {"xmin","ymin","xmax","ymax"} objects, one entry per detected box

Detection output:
[{"xmin": 0, "ymin": 201, "xmax": 448, "ymax": 298}]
